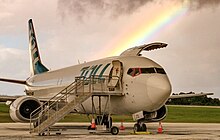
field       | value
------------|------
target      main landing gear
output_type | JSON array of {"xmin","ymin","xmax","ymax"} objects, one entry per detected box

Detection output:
[{"xmin": 133, "ymin": 122, "xmax": 147, "ymax": 133}]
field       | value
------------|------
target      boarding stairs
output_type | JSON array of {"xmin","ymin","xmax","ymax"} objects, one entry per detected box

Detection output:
[{"xmin": 29, "ymin": 76, "xmax": 123, "ymax": 135}]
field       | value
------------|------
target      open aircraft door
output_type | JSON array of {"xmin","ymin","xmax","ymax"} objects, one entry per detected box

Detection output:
[{"xmin": 108, "ymin": 60, "xmax": 123, "ymax": 90}]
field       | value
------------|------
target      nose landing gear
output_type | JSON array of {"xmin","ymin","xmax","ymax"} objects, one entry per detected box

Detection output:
[{"xmin": 133, "ymin": 122, "xmax": 147, "ymax": 133}]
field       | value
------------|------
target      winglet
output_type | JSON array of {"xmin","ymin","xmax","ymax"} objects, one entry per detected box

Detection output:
[
  {"xmin": 120, "ymin": 42, "xmax": 167, "ymax": 56},
  {"xmin": 28, "ymin": 19, "xmax": 49, "ymax": 75}
]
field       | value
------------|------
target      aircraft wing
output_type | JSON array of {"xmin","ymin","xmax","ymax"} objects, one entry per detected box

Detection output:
[
  {"xmin": 0, "ymin": 95, "xmax": 52, "ymax": 103},
  {"xmin": 169, "ymin": 92, "xmax": 214, "ymax": 99},
  {"xmin": 120, "ymin": 42, "xmax": 167, "ymax": 56},
  {"xmin": 0, "ymin": 78, "xmax": 27, "ymax": 103},
  {"xmin": 0, "ymin": 78, "xmax": 26, "ymax": 85},
  {"xmin": 0, "ymin": 95, "xmax": 21, "ymax": 102}
]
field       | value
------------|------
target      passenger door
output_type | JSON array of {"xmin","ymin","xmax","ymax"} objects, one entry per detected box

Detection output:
[{"xmin": 108, "ymin": 60, "xmax": 123, "ymax": 89}]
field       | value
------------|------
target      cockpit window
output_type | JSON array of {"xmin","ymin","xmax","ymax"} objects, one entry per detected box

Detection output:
[
  {"xmin": 127, "ymin": 68, "xmax": 134, "ymax": 76},
  {"xmin": 134, "ymin": 68, "xmax": 140, "ymax": 76},
  {"xmin": 141, "ymin": 68, "xmax": 156, "ymax": 74},
  {"xmin": 127, "ymin": 67, "xmax": 166, "ymax": 77},
  {"xmin": 127, "ymin": 68, "xmax": 140, "ymax": 77},
  {"xmin": 127, "ymin": 68, "xmax": 140, "ymax": 76},
  {"xmin": 155, "ymin": 68, "xmax": 166, "ymax": 74}
]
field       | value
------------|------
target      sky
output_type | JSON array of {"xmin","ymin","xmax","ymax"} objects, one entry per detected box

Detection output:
[{"xmin": 0, "ymin": 0, "xmax": 220, "ymax": 98}]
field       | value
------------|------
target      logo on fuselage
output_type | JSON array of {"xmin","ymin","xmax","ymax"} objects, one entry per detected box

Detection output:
[{"xmin": 80, "ymin": 63, "xmax": 111, "ymax": 78}]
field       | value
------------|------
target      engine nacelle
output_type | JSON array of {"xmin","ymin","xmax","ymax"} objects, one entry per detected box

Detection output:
[
  {"xmin": 146, "ymin": 105, "xmax": 167, "ymax": 122},
  {"xmin": 9, "ymin": 96, "xmax": 41, "ymax": 122},
  {"xmin": 132, "ymin": 105, "xmax": 167, "ymax": 123}
]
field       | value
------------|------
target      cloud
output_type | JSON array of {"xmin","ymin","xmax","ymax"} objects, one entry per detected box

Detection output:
[
  {"xmin": 185, "ymin": 0, "xmax": 220, "ymax": 10},
  {"xmin": 57, "ymin": 0, "xmax": 154, "ymax": 20},
  {"xmin": 57, "ymin": 0, "xmax": 220, "ymax": 21},
  {"xmin": 0, "ymin": 45, "xmax": 29, "ymax": 78},
  {"xmin": 0, "ymin": 45, "xmax": 29, "ymax": 95},
  {"xmin": 145, "ymin": 7, "xmax": 220, "ymax": 96},
  {"xmin": 0, "ymin": 0, "xmax": 219, "ymax": 98}
]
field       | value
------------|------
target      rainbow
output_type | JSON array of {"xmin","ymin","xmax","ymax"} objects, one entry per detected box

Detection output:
[{"xmin": 102, "ymin": 1, "xmax": 189, "ymax": 57}]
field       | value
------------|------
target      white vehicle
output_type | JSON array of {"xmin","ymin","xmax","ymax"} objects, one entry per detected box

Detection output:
[{"xmin": 0, "ymin": 19, "xmax": 213, "ymax": 135}]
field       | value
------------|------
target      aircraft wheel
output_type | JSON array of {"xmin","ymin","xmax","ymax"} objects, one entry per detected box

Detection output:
[
  {"xmin": 133, "ymin": 123, "xmax": 141, "ymax": 133},
  {"xmin": 141, "ymin": 123, "xmax": 147, "ymax": 131},
  {"xmin": 40, "ymin": 132, "xmax": 45, "ymax": 136},
  {"xmin": 111, "ymin": 126, "xmax": 119, "ymax": 135}
]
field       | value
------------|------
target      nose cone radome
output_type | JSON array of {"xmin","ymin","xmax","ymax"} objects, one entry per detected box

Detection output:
[{"xmin": 147, "ymin": 76, "xmax": 172, "ymax": 110}]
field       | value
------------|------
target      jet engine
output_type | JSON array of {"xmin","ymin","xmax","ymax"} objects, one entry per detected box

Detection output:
[
  {"xmin": 145, "ymin": 105, "xmax": 167, "ymax": 122},
  {"xmin": 9, "ymin": 96, "xmax": 41, "ymax": 122}
]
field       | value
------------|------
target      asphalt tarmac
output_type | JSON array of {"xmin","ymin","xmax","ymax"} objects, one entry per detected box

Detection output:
[{"xmin": 0, "ymin": 122, "xmax": 219, "ymax": 140}]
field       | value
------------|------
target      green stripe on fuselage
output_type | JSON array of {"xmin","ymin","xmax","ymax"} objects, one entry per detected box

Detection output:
[
  {"xmin": 89, "ymin": 65, "xmax": 97, "ymax": 77},
  {"xmin": 93, "ymin": 64, "xmax": 102, "ymax": 76},
  {"xmin": 99, "ymin": 63, "xmax": 110, "ymax": 78}
]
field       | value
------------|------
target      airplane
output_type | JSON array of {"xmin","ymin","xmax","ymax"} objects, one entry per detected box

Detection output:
[{"xmin": 0, "ymin": 19, "xmax": 213, "ymax": 135}]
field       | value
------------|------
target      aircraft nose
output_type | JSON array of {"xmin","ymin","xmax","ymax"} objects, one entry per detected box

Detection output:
[{"xmin": 147, "ymin": 76, "xmax": 172, "ymax": 109}]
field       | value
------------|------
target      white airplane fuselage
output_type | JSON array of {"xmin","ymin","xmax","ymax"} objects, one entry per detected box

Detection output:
[{"xmin": 25, "ymin": 55, "xmax": 172, "ymax": 115}]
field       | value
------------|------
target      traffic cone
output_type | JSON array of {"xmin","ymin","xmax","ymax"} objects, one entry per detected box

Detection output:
[
  {"xmin": 119, "ymin": 120, "xmax": 125, "ymax": 130},
  {"xmin": 157, "ymin": 121, "xmax": 163, "ymax": 133},
  {"xmin": 91, "ymin": 118, "xmax": 96, "ymax": 129}
]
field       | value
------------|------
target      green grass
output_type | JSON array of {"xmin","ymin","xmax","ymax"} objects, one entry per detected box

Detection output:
[
  {"xmin": 0, "ymin": 103, "xmax": 13, "ymax": 123},
  {"xmin": 0, "ymin": 103, "xmax": 219, "ymax": 123},
  {"xmin": 0, "ymin": 103, "xmax": 10, "ymax": 113},
  {"xmin": 60, "ymin": 114, "xmax": 90, "ymax": 122},
  {"xmin": 164, "ymin": 106, "xmax": 220, "ymax": 123}
]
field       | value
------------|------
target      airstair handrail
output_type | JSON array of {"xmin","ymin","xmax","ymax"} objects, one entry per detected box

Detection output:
[
  {"xmin": 30, "ymin": 76, "xmax": 86, "ymax": 120},
  {"xmin": 29, "ymin": 76, "xmax": 88, "ymax": 132},
  {"xmin": 29, "ymin": 75, "xmax": 123, "ymax": 134}
]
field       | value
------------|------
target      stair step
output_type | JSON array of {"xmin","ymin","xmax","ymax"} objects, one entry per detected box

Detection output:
[
  {"xmin": 30, "ymin": 76, "xmax": 122, "ymax": 135},
  {"xmin": 31, "ymin": 92, "xmax": 91, "ymax": 134}
]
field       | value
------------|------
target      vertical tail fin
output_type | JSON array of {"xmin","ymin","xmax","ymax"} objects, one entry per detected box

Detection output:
[{"xmin": 28, "ymin": 19, "xmax": 49, "ymax": 75}]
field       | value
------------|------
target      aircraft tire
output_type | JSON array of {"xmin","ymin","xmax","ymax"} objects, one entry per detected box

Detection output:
[
  {"xmin": 141, "ymin": 123, "xmax": 147, "ymax": 131},
  {"xmin": 111, "ymin": 126, "xmax": 119, "ymax": 135},
  {"xmin": 133, "ymin": 123, "xmax": 141, "ymax": 132}
]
